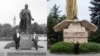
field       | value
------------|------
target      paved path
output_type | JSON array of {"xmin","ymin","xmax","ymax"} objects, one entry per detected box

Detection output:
[
  {"xmin": 0, "ymin": 41, "xmax": 47, "ymax": 56},
  {"xmin": 1, "ymin": 41, "xmax": 100, "ymax": 56},
  {"xmin": 0, "ymin": 49, "xmax": 46, "ymax": 56},
  {"xmin": 0, "ymin": 47, "xmax": 47, "ymax": 56},
  {"xmin": 47, "ymin": 51, "xmax": 100, "ymax": 56},
  {"xmin": 47, "ymin": 53, "xmax": 100, "ymax": 56},
  {"xmin": 1, "ymin": 49, "xmax": 100, "ymax": 56}
]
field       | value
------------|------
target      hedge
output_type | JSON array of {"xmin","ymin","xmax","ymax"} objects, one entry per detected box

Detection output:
[{"xmin": 50, "ymin": 42, "xmax": 100, "ymax": 53}]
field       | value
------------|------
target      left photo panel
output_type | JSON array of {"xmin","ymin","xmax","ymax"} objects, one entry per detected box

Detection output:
[{"xmin": 0, "ymin": 0, "xmax": 47, "ymax": 56}]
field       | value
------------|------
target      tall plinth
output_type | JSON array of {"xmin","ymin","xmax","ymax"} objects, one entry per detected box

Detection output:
[
  {"xmin": 63, "ymin": 22, "xmax": 88, "ymax": 43},
  {"xmin": 20, "ymin": 33, "xmax": 33, "ymax": 50},
  {"xmin": 53, "ymin": 20, "xmax": 97, "ymax": 43}
]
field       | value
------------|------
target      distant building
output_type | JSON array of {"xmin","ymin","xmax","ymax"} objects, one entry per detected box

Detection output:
[{"xmin": 13, "ymin": 16, "xmax": 16, "ymax": 27}]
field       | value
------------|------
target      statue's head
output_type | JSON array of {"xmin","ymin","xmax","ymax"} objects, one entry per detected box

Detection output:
[{"xmin": 25, "ymin": 4, "xmax": 28, "ymax": 9}]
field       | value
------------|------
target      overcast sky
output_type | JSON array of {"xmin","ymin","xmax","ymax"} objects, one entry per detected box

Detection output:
[
  {"xmin": 48, "ymin": 0, "xmax": 91, "ymax": 22},
  {"xmin": 0, "ymin": 0, "xmax": 47, "ymax": 26},
  {"xmin": 0, "ymin": 0, "xmax": 92, "ymax": 26}
]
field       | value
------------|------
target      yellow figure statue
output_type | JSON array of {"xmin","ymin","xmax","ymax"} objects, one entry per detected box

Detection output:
[{"xmin": 66, "ymin": 0, "xmax": 77, "ymax": 20}]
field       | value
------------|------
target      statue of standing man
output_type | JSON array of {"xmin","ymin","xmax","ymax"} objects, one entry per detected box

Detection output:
[{"xmin": 19, "ymin": 4, "xmax": 34, "ymax": 33}]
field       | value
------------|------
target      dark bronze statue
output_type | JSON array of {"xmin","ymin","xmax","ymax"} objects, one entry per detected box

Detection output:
[{"xmin": 19, "ymin": 4, "xmax": 34, "ymax": 33}]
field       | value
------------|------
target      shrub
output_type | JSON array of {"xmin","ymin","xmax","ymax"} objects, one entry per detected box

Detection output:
[
  {"xmin": 80, "ymin": 42, "xmax": 100, "ymax": 53},
  {"xmin": 50, "ymin": 42, "xmax": 100, "ymax": 53},
  {"xmin": 50, "ymin": 42, "xmax": 74, "ymax": 53}
]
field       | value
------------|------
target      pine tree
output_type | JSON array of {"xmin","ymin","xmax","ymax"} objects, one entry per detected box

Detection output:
[
  {"xmin": 90, "ymin": 0, "xmax": 100, "ymax": 26},
  {"xmin": 89, "ymin": 0, "xmax": 100, "ymax": 42},
  {"xmin": 47, "ymin": 4, "xmax": 66, "ymax": 45}
]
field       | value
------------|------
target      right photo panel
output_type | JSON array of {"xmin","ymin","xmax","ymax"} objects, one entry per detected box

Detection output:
[{"xmin": 47, "ymin": 0, "xmax": 99, "ymax": 56}]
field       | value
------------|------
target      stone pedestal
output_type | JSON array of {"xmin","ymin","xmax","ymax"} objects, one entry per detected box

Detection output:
[
  {"xmin": 63, "ymin": 23, "xmax": 88, "ymax": 43},
  {"xmin": 54, "ymin": 20, "xmax": 97, "ymax": 43},
  {"xmin": 20, "ymin": 33, "xmax": 33, "ymax": 50}
]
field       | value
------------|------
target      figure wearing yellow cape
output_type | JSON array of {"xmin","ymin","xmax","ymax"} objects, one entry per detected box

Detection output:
[{"xmin": 66, "ymin": 0, "xmax": 77, "ymax": 20}]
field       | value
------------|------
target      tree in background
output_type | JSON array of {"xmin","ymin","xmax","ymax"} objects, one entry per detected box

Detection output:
[
  {"xmin": 0, "ymin": 23, "xmax": 47, "ymax": 40},
  {"xmin": 30, "ymin": 22, "xmax": 47, "ymax": 34},
  {"xmin": 47, "ymin": 4, "xmax": 66, "ymax": 45},
  {"xmin": 1, "ymin": 24, "xmax": 12, "ymax": 37},
  {"xmin": 89, "ymin": 0, "xmax": 100, "ymax": 43},
  {"xmin": 38, "ymin": 24, "xmax": 47, "ymax": 34},
  {"xmin": 30, "ymin": 22, "xmax": 39, "ymax": 34}
]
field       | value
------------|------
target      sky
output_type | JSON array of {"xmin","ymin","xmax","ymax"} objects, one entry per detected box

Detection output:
[
  {"xmin": 0, "ymin": 0, "xmax": 92, "ymax": 26},
  {"xmin": 0, "ymin": 0, "xmax": 47, "ymax": 26},
  {"xmin": 48, "ymin": 0, "xmax": 91, "ymax": 22}
]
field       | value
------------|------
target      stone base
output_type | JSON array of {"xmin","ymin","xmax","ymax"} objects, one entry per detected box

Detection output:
[
  {"xmin": 64, "ymin": 37, "xmax": 88, "ymax": 43},
  {"xmin": 63, "ymin": 22, "xmax": 88, "ymax": 43},
  {"xmin": 7, "ymin": 52, "xmax": 46, "ymax": 56},
  {"xmin": 20, "ymin": 33, "xmax": 33, "ymax": 50}
]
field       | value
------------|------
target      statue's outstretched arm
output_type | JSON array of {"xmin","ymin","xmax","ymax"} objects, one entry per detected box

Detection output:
[{"xmin": 29, "ymin": 10, "xmax": 34, "ymax": 21}]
